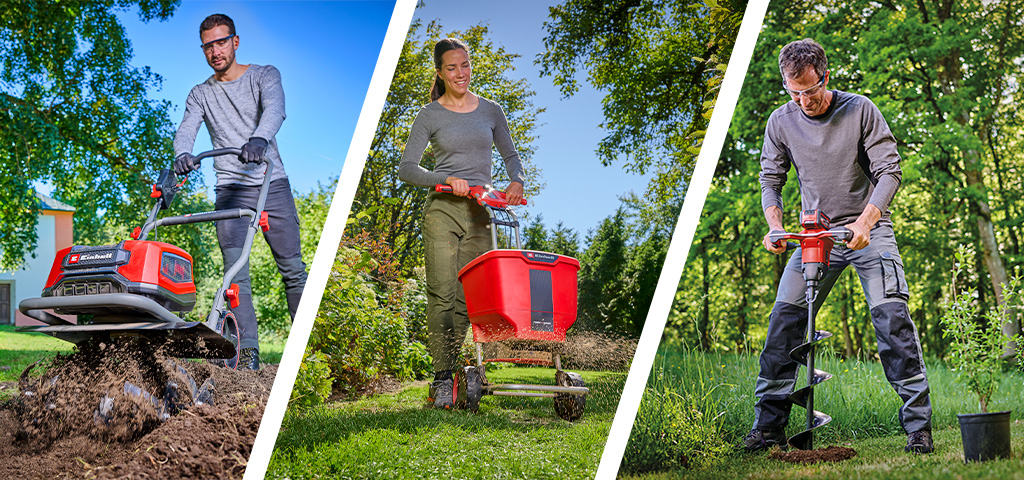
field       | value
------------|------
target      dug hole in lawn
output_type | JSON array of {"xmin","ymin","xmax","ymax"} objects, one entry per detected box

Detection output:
[{"xmin": 0, "ymin": 341, "xmax": 275, "ymax": 479}]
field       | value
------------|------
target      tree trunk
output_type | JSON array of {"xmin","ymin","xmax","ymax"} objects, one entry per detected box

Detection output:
[
  {"xmin": 932, "ymin": 0, "xmax": 1020, "ymax": 354},
  {"xmin": 839, "ymin": 273, "xmax": 855, "ymax": 357}
]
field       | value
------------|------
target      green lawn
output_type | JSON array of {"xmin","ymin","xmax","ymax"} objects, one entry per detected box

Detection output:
[
  {"xmin": 629, "ymin": 425, "xmax": 1024, "ymax": 480},
  {"xmin": 622, "ymin": 347, "xmax": 1024, "ymax": 477},
  {"xmin": 268, "ymin": 367, "xmax": 626, "ymax": 479},
  {"xmin": 0, "ymin": 325, "xmax": 73, "ymax": 383}
]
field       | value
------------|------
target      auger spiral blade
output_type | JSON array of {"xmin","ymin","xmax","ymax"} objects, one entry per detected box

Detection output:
[
  {"xmin": 788, "ymin": 411, "xmax": 832, "ymax": 450},
  {"xmin": 788, "ymin": 327, "xmax": 832, "ymax": 450},
  {"xmin": 789, "ymin": 330, "xmax": 832, "ymax": 364}
]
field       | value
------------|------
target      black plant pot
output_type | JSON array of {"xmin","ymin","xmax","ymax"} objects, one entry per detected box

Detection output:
[{"xmin": 957, "ymin": 410, "xmax": 1012, "ymax": 462}]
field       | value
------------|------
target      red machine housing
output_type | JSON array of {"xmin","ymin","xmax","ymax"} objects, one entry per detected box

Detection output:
[
  {"xmin": 42, "ymin": 240, "xmax": 197, "ymax": 315},
  {"xmin": 458, "ymin": 249, "xmax": 580, "ymax": 342},
  {"xmin": 798, "ymin": 209, "xmax": 834, "ymax": 267}
]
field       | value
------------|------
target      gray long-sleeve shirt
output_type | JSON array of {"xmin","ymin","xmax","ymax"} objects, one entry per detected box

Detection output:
[
  {"xmin": 173, "ymin": 64, "xmax": 288, "ymax": 187},
  {"xmin": 759, "ymin": 90, "xmax": 902, "ymax": 227},
  {"xmin": 398, "ymin": 97, "xmax": 526, "ymax": 188}
]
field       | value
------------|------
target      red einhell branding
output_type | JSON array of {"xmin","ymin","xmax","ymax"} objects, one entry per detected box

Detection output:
[
  {"xmin": 68, "ymin": 252, "xmax": 114, "ymax": 264},
  {"xmin": 522, "ymin": 251, "xmax": 558, "ymax": 263}
]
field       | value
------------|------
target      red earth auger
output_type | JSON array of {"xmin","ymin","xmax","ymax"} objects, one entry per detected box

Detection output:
[
  {"xmin": 769, "ymin": 209, "xmax": 851, "ymax": 450},
  {"xmin": 436, "ymin": 184, "xmax": 590, "ymax": 421}
]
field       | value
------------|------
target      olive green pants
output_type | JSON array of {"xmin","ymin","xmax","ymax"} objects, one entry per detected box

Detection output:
[{"xmin": 423, "ymin": 191, "xmax": 492, "ymax": 373}]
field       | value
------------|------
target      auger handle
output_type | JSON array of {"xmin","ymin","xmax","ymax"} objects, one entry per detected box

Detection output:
[
  {"xmin": 435, "ymin": 184, "xmax": 527, "ymax": 208},
  {"xmin": 769, "ymin": 227, "xmax": 852, "ymax": 249}
]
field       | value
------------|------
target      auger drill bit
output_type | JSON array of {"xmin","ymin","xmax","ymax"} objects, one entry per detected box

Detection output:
[
  {"xmin": 769, "ymin": 209, "xmax": 850, "ymax": 451},
  {"xmin": 787, "ymin": 282, "xmax": 833, "ymax": 450}
]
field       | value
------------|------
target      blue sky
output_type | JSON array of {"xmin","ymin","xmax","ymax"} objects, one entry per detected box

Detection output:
[
  {"xmin": 414, "ymin": 1, "xmax": 653, "ymax": 238},
  {"xmin": 114, "ymin": 0, "xmax": 395, "ymax": 195},
  {"xmin": 104, "ymin": 0, "xmax": 650, "ymax": 238}
]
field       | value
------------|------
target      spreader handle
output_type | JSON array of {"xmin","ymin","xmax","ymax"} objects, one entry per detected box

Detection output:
[{"xmin": 435, "ymin": 184, "xmax": 527, "ymax": 207}]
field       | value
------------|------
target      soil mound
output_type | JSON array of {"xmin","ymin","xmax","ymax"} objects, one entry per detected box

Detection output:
[
  {"xmin": 769, "ymin": 446, "xmax": 858, "ymax": 464},
  {"xmin": 0, "ymin": 341, "xmax": 276, "ymax": 479}
]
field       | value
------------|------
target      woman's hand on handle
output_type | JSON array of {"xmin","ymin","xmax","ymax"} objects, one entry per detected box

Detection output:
[
  {"xmin": 505, "ymin": 181, "xmax": 524, "ymax": 206},
  {"xmin": 445, "ymin": 176, "xmax": 470, "ymax": 197}
]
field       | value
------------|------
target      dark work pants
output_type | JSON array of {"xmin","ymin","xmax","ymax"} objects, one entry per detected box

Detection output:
[
  {"xmin": 215, "ymin": 178, "xmax": 307, "ymax": 350},
  {"xmin": 422, "ymin": 191, "xmax": 492, "ymax": 373},
  {"xmin": 753, "ymin": 225, "xmax": 932, "ymax": 434}
]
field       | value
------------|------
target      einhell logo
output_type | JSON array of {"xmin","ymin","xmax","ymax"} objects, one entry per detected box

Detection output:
[
  {"xmin": 68, "ymin": 252, "xmax": 113, "ymax": 264},
  {"xmin": 522, "ymin": 251, "xmax": 557, "ymax": 263}
]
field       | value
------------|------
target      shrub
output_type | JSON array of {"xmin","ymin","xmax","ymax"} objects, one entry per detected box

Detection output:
[
  {"xmin": 290, "ymin": 352, "xmax": 333, "ymax": 407},
  {"xmin": 940, "ymin": 245, "xmax": 1020, "ymax": 412}
]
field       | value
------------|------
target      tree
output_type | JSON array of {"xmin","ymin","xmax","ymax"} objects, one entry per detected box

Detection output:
[
  {"xmin": 539, "ymin": 0, "xmax": 747, "ymax": 204},
  {"xmin": 351, "ymin": 19, "xmax": 543, "ymax": 276},
  {"xmin": 0, "ymin": 0, "xmax": 187, "ymax": 270},
  {"xmin": 539, "ymin": 0, "xmax": 748, "ymax": 336}
]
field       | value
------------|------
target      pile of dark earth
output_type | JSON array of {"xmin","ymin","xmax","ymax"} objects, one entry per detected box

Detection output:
[
  {"xmin": 0, "ymin": 340, "xmax": 276, "ymax": 479},
  {"xmin": 768, "ymin": 446, "xmax": 858, "ymax": 464}
]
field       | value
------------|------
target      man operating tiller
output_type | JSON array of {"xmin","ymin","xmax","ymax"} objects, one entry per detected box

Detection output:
[
  {"xmin": 172, "ymin": 14, "xmax": 308, "ymax": 370},
  {"xmin": 743, "ymin": 39, "xmax": 933, "ymax": 454}
]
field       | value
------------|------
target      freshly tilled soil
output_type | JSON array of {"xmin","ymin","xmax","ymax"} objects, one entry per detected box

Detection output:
[{"xmin": 0, "ymin": 341, "xmax": 275, "ymax": 479}]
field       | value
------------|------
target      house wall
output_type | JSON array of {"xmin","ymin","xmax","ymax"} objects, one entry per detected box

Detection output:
[{"xmin": 0, "ymin": 212, "xmax": 74, "ymax": 326}]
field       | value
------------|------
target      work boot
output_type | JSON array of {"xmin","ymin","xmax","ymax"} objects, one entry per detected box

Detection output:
[
  {"xmin": 905, "ymin": 430, "xmax": 933, "ymax": 453},
  {"xmin": 237, "ymin": 347, "xmax": 261, "ymax": 371},
  {"xmin": 741, "ymin": 428, "xmax": 787, "ymax": 452},
  {"xmin": 428, "ymin": 379, "xmax": 454, "ymax": 409}
]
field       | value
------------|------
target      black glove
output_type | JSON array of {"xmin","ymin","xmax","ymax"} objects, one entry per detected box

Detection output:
[
  {"xmin": 173, "ymin": 153, "xmax": 198, "ymax": 176},
  {"xmin": 239, "ymin": 137, "xmax": 269, "ymax": 164}
]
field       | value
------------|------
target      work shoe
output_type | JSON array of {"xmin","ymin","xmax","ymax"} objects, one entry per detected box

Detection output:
[
  {"xmin": 741, "ymin": 428, "xmax": 788, "ymax": 452},
  {"xmin": 236, "ymin": 347, "xmax": 261, "ymax": 371},
  {"xmin": 428, "ymin": 379, "xmax": 454, "ymax": 409},
  {"xmin": 905, "ymin": 430, "xmax": 934, "ymax": 453}
]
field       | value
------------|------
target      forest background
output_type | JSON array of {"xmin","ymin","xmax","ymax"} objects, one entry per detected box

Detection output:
[{"xmin": 670, "ymin": 0, "xmax": 1024, "ymax": 358}]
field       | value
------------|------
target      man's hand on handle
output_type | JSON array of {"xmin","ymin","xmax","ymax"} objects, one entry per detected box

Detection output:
[
  {"xmin": 846, "ymin": 204, "xmax": 881, "ymax": 250},
  {"xmin": 763, "ymin": 230, "xmax": 788, "ymax": 254},
  {"xmin": 504, "ymin": 181, "xmax": 524, "ymax": 207},
  {"xmin": 762, "ymin": 205, "xmax": 787, "ymax": 254},
  {"xmin": 445, "ymin": 176, "xmax": 470, "ymax": 197},
  {"xmin": 174, "ymin": 153, "xmax": 198, "ymax": 176},
  {"xmin": 240, "ymin": 137, "xmax": 268, "ymax": 164}
]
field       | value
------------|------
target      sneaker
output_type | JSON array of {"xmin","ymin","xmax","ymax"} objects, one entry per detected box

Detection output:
[
  {"xmin": 742, "ymin": 428, "xmax": 787, "ymax": 452},
  {"xmin": 906, "ymin": 430, "xmax": 934, "ymax": 453},
  {"xmin": 237, "ymin": 347, "xmax": 260, "ymax": 371},
  {"xmin": 429, "ymin": 379, "xmax": 454, "ymax": 409}
]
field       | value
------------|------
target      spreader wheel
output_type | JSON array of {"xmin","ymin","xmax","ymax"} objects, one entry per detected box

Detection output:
[
  {"xmin": 455, "ymin": 366, "xmax": 484, "ymax": 412},
  {"xmin": 554, "ymin": 371, "xmax": 586, "ymax": 421}
]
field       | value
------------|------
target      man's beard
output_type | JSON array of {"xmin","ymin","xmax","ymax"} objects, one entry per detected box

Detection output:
[{"xmin": 209, "ymin": 52, "xmax": 235, "ymax": 73}]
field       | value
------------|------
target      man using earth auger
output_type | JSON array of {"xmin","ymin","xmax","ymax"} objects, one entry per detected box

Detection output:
[
  {"xmin": 743, "ymin": 39, "xmax": 933, "ymax": 454},
  {"xmin": 173, "ymin": 14, "xmax": 307, "ymax": 370}
]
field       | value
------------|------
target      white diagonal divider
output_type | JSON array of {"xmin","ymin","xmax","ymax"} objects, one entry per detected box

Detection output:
[
  {"xmin": 244, "ymin": 1, "xmax": 418, "ymax": 478},
  {"xmin": 594, "ymin": 1, "xmax": 770, "ymax": 477}
]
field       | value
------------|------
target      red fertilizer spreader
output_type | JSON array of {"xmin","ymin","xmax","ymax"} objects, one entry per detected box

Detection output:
[{"xmin": 435, "ymin": 184, "xmax": 588, "ymax": 421}]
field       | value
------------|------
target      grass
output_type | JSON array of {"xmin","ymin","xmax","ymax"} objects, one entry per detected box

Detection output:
[
  {"xmin": 267, "ymin": 366, "xmax": 627, "ymax": 479},
  {"xmin": 0, "ymin": 325, "xmax": 74, "ymax": 384},
  {"xmin": 623, "ymin": 346, "xmax": 1024, "ymax": 477},
  {"xmin": 630, "ymin": 424, "xmax": 1024, "ymax": 480}
]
